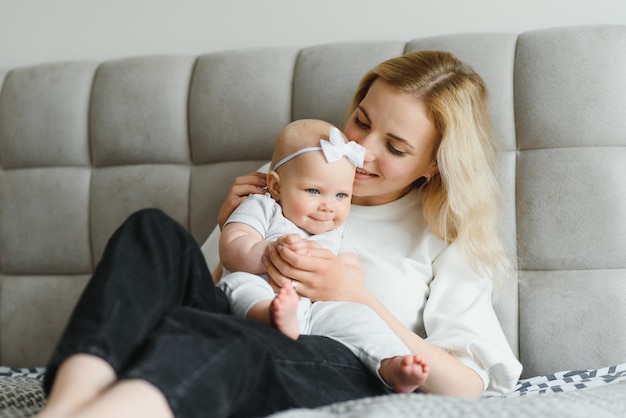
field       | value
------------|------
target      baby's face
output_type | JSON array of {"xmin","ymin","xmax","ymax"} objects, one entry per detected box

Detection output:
[{"xmin": 277, "ymin": 151, "xmax": 355, "ymax": 235}]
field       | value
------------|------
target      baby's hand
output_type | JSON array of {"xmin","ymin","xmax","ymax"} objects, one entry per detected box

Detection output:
[
  {"xmin": 275, "ymin": 234, "xmax": 310, "ymax": 255},
  {"xmin": 263, "ymin": 235, "xmax": 307, "ymax": 269}
]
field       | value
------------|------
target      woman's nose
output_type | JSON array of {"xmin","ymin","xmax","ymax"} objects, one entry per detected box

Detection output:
[{"xmin": 356, "ymin": 134, "xmax": 376, "ymax": 162}]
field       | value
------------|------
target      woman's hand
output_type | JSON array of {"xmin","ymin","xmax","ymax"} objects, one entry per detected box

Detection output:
[
  {"xmin": 217, "ymin": 172, "xmax": 267, "ymax": 229},
  {"xmin": 265, "ymin": 235, "xmax": 367, "ymax": 303}
]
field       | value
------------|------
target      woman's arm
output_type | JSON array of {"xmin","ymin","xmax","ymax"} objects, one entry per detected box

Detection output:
[
  {"xmin": 337, "ymin": 252, "xmax": 365, "ymax": 284},
  {"xmin": 359, "ymin": 291, "xmax": 484, "ymax": 397},
  {"xmin": 266, "ymin": 244, "xmax": 484, "ymax": 398}
]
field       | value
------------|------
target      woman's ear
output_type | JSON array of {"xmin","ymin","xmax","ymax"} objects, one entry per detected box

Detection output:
[
  {"xmin": 267, "ymin": 171, "xmax": 281, "ymax": 201},
  {"xmin": 428, "ymin": 160, "xmax": 439, "ymax": 178}
]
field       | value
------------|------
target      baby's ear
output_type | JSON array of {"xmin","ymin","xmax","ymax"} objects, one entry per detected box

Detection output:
[{"xmin": 267, "ymin": 171, "xmax": 281, "ymax": 200}]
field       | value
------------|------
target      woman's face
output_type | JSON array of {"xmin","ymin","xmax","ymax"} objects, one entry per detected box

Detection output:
[{"xmin": 344, "ymin": 79, "xmax": 439, "ymax": 206}]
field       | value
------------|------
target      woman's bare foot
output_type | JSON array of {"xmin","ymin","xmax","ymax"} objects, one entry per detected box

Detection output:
[
  {"xmin": 379, "ymin": 355, "xmax": 430, "ymax": 393},
  {"xmin": 270, "ymin": 285, "xmax": 300, "ymax": 339}
]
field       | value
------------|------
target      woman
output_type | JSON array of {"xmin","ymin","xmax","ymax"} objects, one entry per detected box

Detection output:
[{"xmin": 37, "ymin": 50, "xmax": 522, "ymax": 418}]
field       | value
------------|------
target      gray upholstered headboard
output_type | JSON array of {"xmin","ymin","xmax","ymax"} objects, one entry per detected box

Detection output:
[{"xmin": 1, "ymin": 25, "xmax": 625, "ymax": 378}]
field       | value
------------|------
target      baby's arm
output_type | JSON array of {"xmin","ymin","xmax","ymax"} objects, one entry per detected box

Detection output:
[{"xmin": 219, "ymin": 222, "xmax": 273, "ymax": 274}]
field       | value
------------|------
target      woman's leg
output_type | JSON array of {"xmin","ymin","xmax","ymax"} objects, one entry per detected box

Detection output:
[
  {"xmin": 40, "ymin": 209, "xmax": 387, "ymax": 418},
  {"xmin": 115, "ymin": 307, "xmax": 391, "ymax": 418},
  {"xmin": 40, "ymin": 208, "xmax": 224, "ymax": 415}
]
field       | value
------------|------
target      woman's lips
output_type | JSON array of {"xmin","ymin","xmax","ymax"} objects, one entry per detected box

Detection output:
[{"xmin": 355, "ymin": 168, "xmax": 377, "ymax": 180}]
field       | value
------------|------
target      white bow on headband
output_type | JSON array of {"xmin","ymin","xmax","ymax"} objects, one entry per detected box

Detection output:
[
  {"xmin": 271, "ymin": 126, "xmax": 366, "ymax": 171},
  {"xmin": 320, "ymin": 126, "xmax": 365, "ymax": 168}
]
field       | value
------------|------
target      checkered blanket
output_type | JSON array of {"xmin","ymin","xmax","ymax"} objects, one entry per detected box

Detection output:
[
  {"xmin": 1, "ymin": 364, "xmax": 626, "ymax": 417},
  {"xmin": 507, "ymin": 363, "xmax": 626, "ymax": 396}
]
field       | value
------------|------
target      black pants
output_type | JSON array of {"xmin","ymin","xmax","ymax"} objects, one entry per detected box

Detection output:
[{"xmin": 44, "ymin": 209, "xmax": 390, "ymax": 418}]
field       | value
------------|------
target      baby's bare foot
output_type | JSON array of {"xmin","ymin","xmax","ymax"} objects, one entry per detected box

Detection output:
[
  {"xmin": 379, "ymin": 355, "xmax": 430, "ymax": 393},
  {"xmin": 270, "ymin": 285, "xmax": 300, "ymax": 339}
]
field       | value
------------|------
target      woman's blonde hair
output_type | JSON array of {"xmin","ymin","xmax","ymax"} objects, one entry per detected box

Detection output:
[{"xmin": 350, "ymin": 50, "xmax": 511, "ymax": 284}]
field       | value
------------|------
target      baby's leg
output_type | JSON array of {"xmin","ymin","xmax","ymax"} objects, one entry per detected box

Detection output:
[
  {"xmin": 378, "ymin": 355, "xmax": 430, "ymax": 393},
  {"xmin": 270, "ymin": 285, "xmax": 300, "ymax": 339},
  {"xmin": 245, "ymin": 285, "xmax": 300, "ymax": 339}
]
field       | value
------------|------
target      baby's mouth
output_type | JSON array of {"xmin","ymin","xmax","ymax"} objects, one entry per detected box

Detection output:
[{"xmin": 311, "ymin": 215, "xmax": 333, "ymax": 222}]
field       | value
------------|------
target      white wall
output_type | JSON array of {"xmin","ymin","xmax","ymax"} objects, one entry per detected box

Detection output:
[{"xmin": 1, "ymin": 0, "xmax": 626, "ymax": 68}]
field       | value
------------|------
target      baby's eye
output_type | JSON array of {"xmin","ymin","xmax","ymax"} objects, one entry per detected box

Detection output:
[
  {"xmin": 336, "ymin": 193, "xmax": 348, "ymax": 199},
  {"xmin": 306, "ymin": 189, "xmax": 320, "ymax": 195}
]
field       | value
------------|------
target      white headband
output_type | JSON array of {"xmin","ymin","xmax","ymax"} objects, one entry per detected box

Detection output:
[{"xmin": 272, "ymin": 126, "xmax": 365, "ymax": 171}]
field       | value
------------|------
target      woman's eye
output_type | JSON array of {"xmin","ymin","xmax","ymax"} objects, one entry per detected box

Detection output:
[
  {"xmin": 306, "ymin": 189, "xmax": 320, "ymax": 195},
  {"xmin": 386, "ymin": 142, "xmax": 406, "ymax": 157},
  {"xmin": 354, "ymin": 115, "xmax": 369, "ymax": 129}
]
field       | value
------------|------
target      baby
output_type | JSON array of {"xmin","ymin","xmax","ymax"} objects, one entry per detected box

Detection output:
[{"xmin": 218, "ymin": 119, "xmax": 429, "ymax": 393}]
